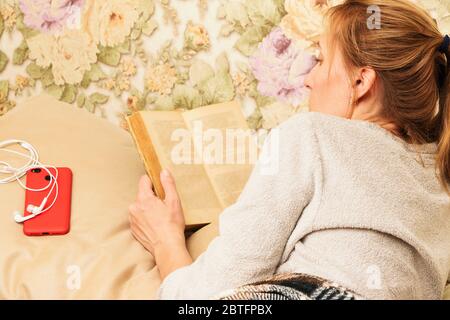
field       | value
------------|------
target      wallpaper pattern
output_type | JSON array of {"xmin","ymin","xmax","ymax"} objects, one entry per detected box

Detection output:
[{"xmin": 0, "ymin": 0, "xmax": 448, "ymax": 138}]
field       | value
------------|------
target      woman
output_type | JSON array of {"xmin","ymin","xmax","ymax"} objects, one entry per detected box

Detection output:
[{"xmin": 128, "ymin": 0, "xmax": 450, "ymax": 300}]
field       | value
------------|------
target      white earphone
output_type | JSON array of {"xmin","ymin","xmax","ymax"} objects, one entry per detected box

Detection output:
[{"xmin": 0, "ymin": 139, "xmax": 59, "ymax": 223}]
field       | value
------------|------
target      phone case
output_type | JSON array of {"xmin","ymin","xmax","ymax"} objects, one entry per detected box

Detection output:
[{"xmin": 23, "ymin": 167, "xmax": 72, "ymax": 236}]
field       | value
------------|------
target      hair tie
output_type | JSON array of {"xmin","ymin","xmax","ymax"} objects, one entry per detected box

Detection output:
[{"xmin": 438, "ymin": 35, "xmax": 450, "ymax": 53}]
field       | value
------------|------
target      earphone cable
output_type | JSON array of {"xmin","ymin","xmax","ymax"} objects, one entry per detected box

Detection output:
[{"xmin": 0, "ymin": 141, "xmax": 59, "ymax": 215}]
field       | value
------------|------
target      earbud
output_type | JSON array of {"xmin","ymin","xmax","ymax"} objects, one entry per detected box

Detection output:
[
  {"xmin": 13, "ymin": 210, "xmax": 36, "ymax": 223},
  {"xmin": 27, "ymin": 196, "xmax": 48, "ymax": 215},
  {"xmin": 26, "ymin": 204, "xmax": 39, "ymax": 214},
  {"xmin": 13, "ymin": 197, "xmax": 49, "ymax": 223}
]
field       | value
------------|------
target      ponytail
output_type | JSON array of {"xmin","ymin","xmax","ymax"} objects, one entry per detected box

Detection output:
[
  {"xmin": 436, "ymin": 44, "xmax": 450, "ymax": 196},
  {"xmin": 326, "ymin": 0, "xmax": 450, "ymax": 196}
]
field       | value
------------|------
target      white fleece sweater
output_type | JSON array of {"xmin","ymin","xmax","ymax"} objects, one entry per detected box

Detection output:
[{"xmin": 156, "ymin": 111, "xmax": 450, "ymax": 300}]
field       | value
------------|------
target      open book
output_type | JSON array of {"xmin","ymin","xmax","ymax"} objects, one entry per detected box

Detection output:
[{"xmin": 126, "ymin": 100, "xmax": 258, "ymax": 231}]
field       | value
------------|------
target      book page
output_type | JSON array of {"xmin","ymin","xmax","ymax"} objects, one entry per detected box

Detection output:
[
  {"xmin": 182, "ymin": 101, "xmax": 257, "ymax": 208},
  {"xmin": 139, "ymin": 111, "xmax": 223, "ymax": 227}
]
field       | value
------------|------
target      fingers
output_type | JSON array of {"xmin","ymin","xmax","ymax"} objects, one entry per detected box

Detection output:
[
  {"xmin": 129, "ymin": 211, "xmax": 147, "ymax": 240},
  {"xmin": 160, "ymin": 169, "xmax": 181, "ymax": 209},
  {"xmin": 138, "ymin": 175, "xmax": 155, "ymax": 201},
  {"xmin": 129, "ymin": 215, "xmax": 155, "ymax": 255}
]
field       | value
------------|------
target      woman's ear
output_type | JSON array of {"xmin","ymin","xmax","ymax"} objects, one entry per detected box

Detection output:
[{"xmin": 354, "ymin": 67, "xmax": 377, "ymax": 100}]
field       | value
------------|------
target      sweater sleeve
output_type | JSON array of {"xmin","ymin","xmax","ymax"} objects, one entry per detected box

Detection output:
[{"xmin": 156, "ymin": 113, "xmax": 318, "ymax": 299}]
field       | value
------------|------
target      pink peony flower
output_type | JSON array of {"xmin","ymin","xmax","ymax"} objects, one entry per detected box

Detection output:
[
  {"xmin": 249, "ymin": 27, "xmax": 317, "ymax": 106},
  {"xmin": 19, "ymin": 0, "xmax": 84, "ymax": 34}
]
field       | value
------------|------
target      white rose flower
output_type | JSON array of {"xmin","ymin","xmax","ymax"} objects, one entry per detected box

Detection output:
[
  {"xmin": 27, "ymin": 29, "xmax": 98, "ymax": 85},
  {"xmin": 82, "ymin": 0, "xmax": 139, "ymax": 47},
  {"xmin": 280, "ymin": 0, "xmax": 335, "ymax": 50}
]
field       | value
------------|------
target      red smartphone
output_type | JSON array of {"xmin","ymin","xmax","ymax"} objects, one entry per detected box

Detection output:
[{"xmin": 23, "ymin": 167, "xmax": 72, "ymax": 236}]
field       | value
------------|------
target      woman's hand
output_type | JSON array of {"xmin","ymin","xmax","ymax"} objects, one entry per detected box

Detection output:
[{"xmin": 128, "ymin": 169, "xmax": 186, "ymax": 256}]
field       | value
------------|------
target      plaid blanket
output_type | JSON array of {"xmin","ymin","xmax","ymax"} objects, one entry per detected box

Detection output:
[{"xmin": 212, "ymin": 273, "xmax": 366, "ymax": 300}]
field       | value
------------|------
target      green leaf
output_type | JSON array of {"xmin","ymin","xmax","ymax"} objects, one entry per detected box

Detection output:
[
  {"xmin": 189, "ymin": 60, "xmax": 215, "ymax": 87},
  {"xmin": 245, "ymin": 0, "xmax": 282, "ymax": 26},
  {"xmin": 254, "ymin": 93, "xmax": 275, "ymax": 108},
  {"xmin": 60, "ymin": 85, "xmax": 78, "ymax": 103},
  {"xmin": 172, "ymin": 84, "xmax": 203, "ymax": 110},
  {"xmin": 98, "ymin": 46, "xmax": 121, "ymax": 66},
  {"xmin": 146, "ymin": 94, "xmax": 157, "ymax": 105},
  {"xmin": 89, "ymin": 92, "xmax": 109, "ymax": 105},
  {"xmin": 84, "ymin": 99, "xmax": 95, "ymax": 113},
  {"xmin": 26, "ymin": 63, "xmax": 55, "ymax": 87},
  {"xmin": 215, "ymin": 52, "xmax": 230, "ymax": 74},
  {"xmin": 0, "ymin": 80, "xmax": 9, "ymax": 104},
  {"xmin": 41, "ymin": 67, "xmax": 55, "ymax": 87},
  {"xmin": 76, "ymin": 93, "xmax": 86, "ymax": 108},
  {"xmin": 273, "ymin": 0, "xmax": 287, "ymax": 16},
  {"xmin": 80, "ymin": 76, "xmax": 91, "ymax": 89},
  {"xmin": 13, "ymin": 40, "xmax": 29, "ymax": 65},
  {"xmin": 136, "ymin": 97, "xmax": 146, "ymax": 110},
  {"xmin": 81, "ymin": 63, "xmax": 107, "ymax": 88},
  {"xmin": 259, "ymin": 101, "xmax": 296, "ymax": 130},
  {"xmin": 116, "ymin": 38, "xmax": 131, "ymax": 54},
  {"xmin": 154, "ymin": 95, "xmax": 175, "ymax": 111},
  {"xmin": 26, "ymin": 62, "xmax": 44, "ymax": 79},
  {"xmin": 235, "ymin": 25, "xmax": 272, "ymax": 56},
  {"xmin": 89, "ymin": 64, "xmax": 107, "ymax": 82},
  {"xmin": 0, "ymin": 15, "xmax": 4, "ymax": 39},
  {"xmin": 0, "ymin": 50, "xmax": 8, "ymax": 73},
  {"xmin": 22, "ymin": 28, "xmax": 40, "ymax": 40},
  {"xmin": 16, "ymin": 15, "xmax": 39, "ymax": 39},
  {"xmin": 246, "ymin": 106, "xmax": 263, "ymax": 130},
  {"xmin": 45, "ymin": 84, "xmax": 64, "ymax": 99},
  {"xmin": 223, "ymin": 2, "xmax": 250, "ymax": 29},
  {"xmin": 198, "ymin": 71, "xmax": 235, "ymax": 105},
  {"xmin": 236, "ymin": 61, "xmax": 251, "ymax": 73}
]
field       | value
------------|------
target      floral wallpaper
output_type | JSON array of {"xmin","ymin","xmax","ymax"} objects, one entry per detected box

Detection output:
[{"xmin": 0, "ymin": 0, "xmax": 449, "ymax": 138}]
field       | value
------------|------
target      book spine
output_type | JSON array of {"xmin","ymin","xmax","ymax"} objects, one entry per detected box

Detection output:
[{"xmin": 126, "ymin": 112, "xmax": 166, "ymax": 200}]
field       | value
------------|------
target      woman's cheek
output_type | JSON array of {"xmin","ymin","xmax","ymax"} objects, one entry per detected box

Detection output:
[{"xmin": 312, "ymin": 77, "xmax": 330, "ymax": 111}]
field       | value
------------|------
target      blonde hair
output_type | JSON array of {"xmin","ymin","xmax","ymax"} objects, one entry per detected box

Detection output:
[{"xmin": 324, "ymin": 0, "xmax": 450, "ymax": 196}]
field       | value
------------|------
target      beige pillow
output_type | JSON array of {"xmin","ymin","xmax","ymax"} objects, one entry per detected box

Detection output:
[{"xmin": 0, "ymin": 94, "xmax": 217, "ymax": 299}]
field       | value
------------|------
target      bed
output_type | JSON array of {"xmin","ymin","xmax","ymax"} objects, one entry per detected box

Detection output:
[{"xmin": 0, "ymin": 94, "xmax": 448, "ymax": 299}]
